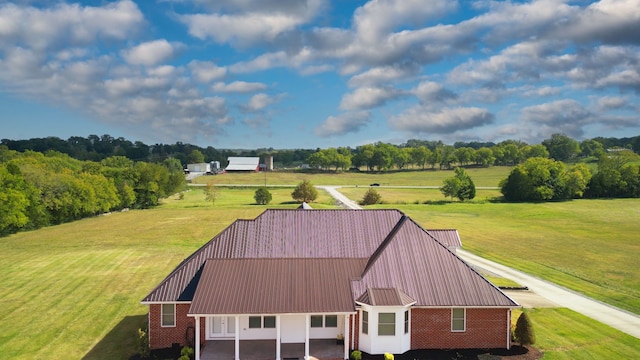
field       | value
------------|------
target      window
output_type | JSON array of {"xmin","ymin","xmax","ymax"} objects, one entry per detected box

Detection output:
[
  {"xmin": 249, "ymin": 316, "xmax": 262, "ymax": 328},
  {"xmin": 378, "ymin": 313, "xmax": 396, "ymax": 336},
  {"xmin": 452, "ymin": 308, "xmax": 466, "ymax": 332},
  {"xmin": 161, "ymin": 304, "xmax": 175, "ymax": 327},
  {"xmin": 404, "ymin": 310, "xmax": 409, "ymax": 334},
  {"xmin": 311, "ymin": 315, "xmax": 338, "ymax": 328},
  {"xmin": 311, "ymin": 315, "xmax": 323, "ymax": 327},
  {"xmin": 249, "ymin": 316, "xmax": 276, "ymax": 329},
  {"xmin": 264, "ymin": 316, "xmax": 276, "ymax": 328},
  {"xmin": 362, "ymin": 311, "xmax": 368, "ymax": 334},
  {"xmin": 325, "ymin": 315, "xmax": 338, "ymax": 327}
]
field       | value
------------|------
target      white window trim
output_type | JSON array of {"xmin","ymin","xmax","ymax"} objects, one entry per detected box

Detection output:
[
  {"xmin": 362, "ymin": 310, "xmax": 369, "ymax": 334},
  {"xmin": 249, "ymin": 315, "xmax": 276, "ymax": 329},
  {"xmin": 451, "ymin": 308, "xmax": 466, "ymax": 332},
  {"xmin": 161, "ymin": 303, "xmax": 176, "ymax": 327}
]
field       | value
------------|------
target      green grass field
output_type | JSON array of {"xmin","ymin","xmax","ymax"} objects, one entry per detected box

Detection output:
[{"xmin": 1, "ymin": 171, "xmax": 639, "ymax": 359}]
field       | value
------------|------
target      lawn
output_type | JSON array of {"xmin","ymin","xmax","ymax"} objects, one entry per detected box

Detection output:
[
  {"xmin": 1, "ymin": 171, "xmax": 639, "ymax": 359},
  {"xmin": 192, "ymin": 166, "xmax": 511, "ymax": 188}
]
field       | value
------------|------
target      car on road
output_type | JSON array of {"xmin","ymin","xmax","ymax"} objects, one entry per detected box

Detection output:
[{"xmin": 369, "ymin": 183, "xmax": 380, "ymax": 186}]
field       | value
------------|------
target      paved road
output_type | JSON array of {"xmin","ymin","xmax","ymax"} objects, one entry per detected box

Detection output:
[{"xmin": 318, "ymin": 185, "xmax": 640, "ymax": 339}]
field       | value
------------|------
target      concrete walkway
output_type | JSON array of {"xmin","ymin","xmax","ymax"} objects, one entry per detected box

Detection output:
[{"xmin": 317, "ymin": 185, "xmax": 640, "ymax": 339}]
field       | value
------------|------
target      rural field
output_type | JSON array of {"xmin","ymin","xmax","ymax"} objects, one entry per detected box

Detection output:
[{"xmin": 1, "ymin": 169, "xmax": 639, "ymax": 359}]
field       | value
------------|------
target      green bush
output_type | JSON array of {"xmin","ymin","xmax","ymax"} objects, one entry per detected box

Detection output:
[
  {"xmin": 360, "ymin": 188, "xmax": 382, "ymax": 205},
  {"xmin": 514, "ymin": 311, "xmax": 536, "ymax": 346},
  {"xmin": 384, "ymin": 352, "xmax": 394, "ymax": 360},
  {"xmin": 350, "ymin": 350, "xmax": 362, "ymax": 360},
  {"xmin": 178, "ymin": 346, "xmax": 194, "ymax": 360},
  {"xmin": 253, "ymin": 187, "xmax": 272, "ymax": 205},
  {"xmin": 136, "ymin": 328, "xmax": 149, "ymax": 358}
]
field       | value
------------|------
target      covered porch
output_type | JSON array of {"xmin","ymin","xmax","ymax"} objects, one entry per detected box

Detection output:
[{"xmin": 200, "ymin": 339, "xmax": 346, "ymax": 360}]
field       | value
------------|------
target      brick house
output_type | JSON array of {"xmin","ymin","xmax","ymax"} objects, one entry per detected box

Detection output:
[{"xmin": 141, "ymin": 208, "xmax": 519, "ymax": 360}]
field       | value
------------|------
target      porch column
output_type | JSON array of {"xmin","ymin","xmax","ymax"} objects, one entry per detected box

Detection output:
[
  {"xmin": 195, "ymin": 316, "xmax": 201, "ymax": 360},
  {"xmin": 343, "ymin": 315, "xmax": 350, "ymax": 360},
  {"xmin": 276, "ymin": 315, "xmax": 281, "ymax": 360},
  {"xmin": 304, "ymin": 314, "xmax": 310, "ymax": 360},
  {"xmin": 351, "ymin": 312, "xmax": 355, "ymax": 350},
  {"xmin": 235, "ymin": 316, "xmax": 240, "ymax": 360}
]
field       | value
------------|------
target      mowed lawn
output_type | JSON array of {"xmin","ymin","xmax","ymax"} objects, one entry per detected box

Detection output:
[{"xmin": 1, "ymin": 182, "xmax": 639, "ymax": 359}]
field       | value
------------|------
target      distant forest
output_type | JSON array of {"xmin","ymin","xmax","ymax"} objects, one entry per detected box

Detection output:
[{"xmin": 1, "ymin": 133, "xmax": 639, "ymax": 168}]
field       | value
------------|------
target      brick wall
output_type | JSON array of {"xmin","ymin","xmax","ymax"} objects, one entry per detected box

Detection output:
[
  {"xmin": 148, "ymin": 304, "xmax": 206, "ymax": 350},
  {"xmin": 411, "ymin": 308, "xmax": 509, "ymax": 349}
]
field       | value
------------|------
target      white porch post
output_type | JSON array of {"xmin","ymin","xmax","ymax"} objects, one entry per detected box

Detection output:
[
  {"xmin": 276, "ymin": 315, "xmax": 281, "ymax": 360},
  {"xmin": 235, "ymin": 316, "xmax": 240, "ymax": 360},
  {"xmin": 305, "ymin": 314, "xmax": 310, "ymax": 360},
  {"xmin": 343, "ymin": 315, "xmax": 350, "ymax": 360},
  {"xmin": 351, "ymin": 312, "xmax": 355, "ymax": 350},
  {"xmin": 195, "ymin": 316, "xmax": 201, "ymax": 360}
]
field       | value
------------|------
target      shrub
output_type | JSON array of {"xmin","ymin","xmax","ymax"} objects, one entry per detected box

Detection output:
[
  {"xmin": 136, "ymin": 327, "xmax": 149, "ymax": 358},
  {"xmin": 178, "ymin": 346, "xmax": 194, "ymax": 360},
  {"xmin": 360, "ymin": 188, "xmax": 382, "ymax": 205},
  {"xmin": 384, "ymin": 352, "xmax": 394, "ymax": 360},
  {"xmin": 351, "ymin": 350, "xmax": 362, "ymax": 360},
  {"xmin": 254, "ymin": 187, "xmax": 272, "ymax": 205},
  {"xmin": 514, "ymin": 311, "xmax": 536, "ymax": 346},
  {"xmin": 291, "ymin": 180, "xmax": 318, "ymax": 203}
]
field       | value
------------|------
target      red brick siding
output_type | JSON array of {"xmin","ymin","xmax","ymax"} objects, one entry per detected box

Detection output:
[
  {"xmin": 411, "ymin": 308, "xmax": 509, "ymax": 349},
  {"xmin": 148, "ymin": 304, "xmax": 206, "ymax": 349}
]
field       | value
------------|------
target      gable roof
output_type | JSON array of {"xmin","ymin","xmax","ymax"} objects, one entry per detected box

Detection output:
[
  {"xmin": 142, "ymin": 209, "xmax": 518, "ymax": 310},
  {"xmin": 356, "ymin": 288, "xmax": 416, "ymax": 307}
]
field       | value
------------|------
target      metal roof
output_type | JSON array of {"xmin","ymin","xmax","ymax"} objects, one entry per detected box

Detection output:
[
  {"xmin": 189, "ymin": 258, "xmax": 366, "ymax": 315},
  {"xmin": 225, "ymin": 157, "xmax": 260, "ymax": 171},
  {"xmin": 426, "ymin": 229, "xmax": 462, "ymax": 248},
  {"xmin": 142, "ymin": 209, "xmax": 518, "ymax": 310},
  {"xmin": 356, "ymin": 288, "xmax": 416, "ymax": 306}
]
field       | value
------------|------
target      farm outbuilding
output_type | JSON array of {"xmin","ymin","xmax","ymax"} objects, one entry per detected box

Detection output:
[{"xmin": 224, "ymin": 157, "xmax": 260, "ymax": 172}]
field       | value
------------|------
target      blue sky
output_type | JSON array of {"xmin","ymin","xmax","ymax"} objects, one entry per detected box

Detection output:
[{"xmin": 1, "ymin": 0, "xmax": 639, "ymax": 149}]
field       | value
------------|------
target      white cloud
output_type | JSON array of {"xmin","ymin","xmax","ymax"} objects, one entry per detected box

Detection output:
[
  {"xmin": 597, "ymin": 96, "xmax": 627, "ymax": 110},
  {"xmin": 0, "ymin": 0, "xmax": 143, "ymax": 51},
  {"xmin": 315, "ymin": 111, "xmax": 371, "ymax": 137},
  {"xmin": 242, "ymin": 93, "xmax": 283, "ymax": 112},
  {"xmin": 389, "ymin": 106, "xmax": 494, "ymax": 134},
  {"xmin": 121, "ymin": 40, "xmax": 179, "ymax": 66},
  {"xmin": 188, "ymin": 61, "xmax": 227, "ymax": 83},
  {"xmin": 340, "ymin": 86, "xmax": 404, "ymax": 110},
  {"xmin": 212, "ymin": 81, "xmax": 267, "ymax": 93},
  {"xmin": 348, "ymin": 63, "xmax": 419, "ymax": 87}
]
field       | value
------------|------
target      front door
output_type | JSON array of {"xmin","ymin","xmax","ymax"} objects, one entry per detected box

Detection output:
[{"xmin": 208, "ymin": 316, "xmax": 236, "ymax": 338}]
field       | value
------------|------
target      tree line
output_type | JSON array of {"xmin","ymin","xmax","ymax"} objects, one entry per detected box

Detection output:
[
  {"xmin": 0, "ymin": 147, "xmax": 184, "ymax": 236},
  {"xmin": 2, "ymin": 133, "xmax": 639, "ymax": 170}
]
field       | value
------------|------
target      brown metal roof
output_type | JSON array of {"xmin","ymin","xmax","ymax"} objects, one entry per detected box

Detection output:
[
  {"xmin": 142, "ymin": 209, "xmax": 404, "ymax": 303},
  {"xmin": 189, "ymin": 258, "xmax": 367, "ymax": 315},
  {"xmin": 352, "ymin": 218, "xmax": 518, "ymax": 307},
  {"xmin": 356, "ymin": 288, "xmax": 416, "ymax": 306},
  {"xmin": 426, "ymin": 229, "xmax": 462, "ymax": 248},
  {"xmin": 142, "ymin": 208, "xmax": 518, "ymax": 311}
]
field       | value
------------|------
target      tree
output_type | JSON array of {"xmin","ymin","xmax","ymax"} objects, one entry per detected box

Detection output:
[
  {"xmin": 360, "ymin": 188, "xmax": 382, "ymax": 205},
  {"xmin": 514, "ymin": 311, "xmax": 535, "ymax": 346},
  {"xmin": 542, "ymin": 133, "xmax": 580, "ymax": 162},
  {"xmin": 500, "ymin": 157, "xmax": 588, "ymax": 201},
  {"xmin": 291, "ymin": 180, "xmax": 318, "ymax": 203},
  {"xmin": 475, "ymin": 147, "xmax": 495, "ymax": 166},
  {"xmin": 204, "ymin": 183, "xmax": 218, "ymax": 205},
  {"xmin": 254, "ymin": 187, "xmax": 272, "ymax": 205},
  {"xmin": 187, "ymin": 149, "xmax": 205, "ymax": 164},
  {"xmin": 440, "ymin": 167, "xmax": 476, "ymax": 201}
]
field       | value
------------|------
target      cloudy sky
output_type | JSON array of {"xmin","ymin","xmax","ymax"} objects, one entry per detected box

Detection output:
[{"xmin": 1, "ymin": 0, "xmax": 639, "ymax": 149}]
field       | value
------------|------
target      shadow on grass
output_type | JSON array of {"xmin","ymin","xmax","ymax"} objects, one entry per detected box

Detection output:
[{"xmin": 82, "ymin": 315, "xmax": 147, "ymax": 360}]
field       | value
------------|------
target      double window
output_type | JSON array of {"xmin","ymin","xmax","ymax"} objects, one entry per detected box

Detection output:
[
  {"xmin": 249, "ymin": 316, "xmax": 276, "ymax": 329},
  {"xmin": 161, "ymin": 304, "xmax": 175, "ymax": 327},
  {"xmin": 451, "ymin": 308, "xmax": 466, "ymax": 332},
  {"xmin": 311, "ymin": 315, "xmax": 338, "ymax": 328},
  {"xmin": 404, "ymin": 310, "xmax": 409, "ymax": 334}
]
